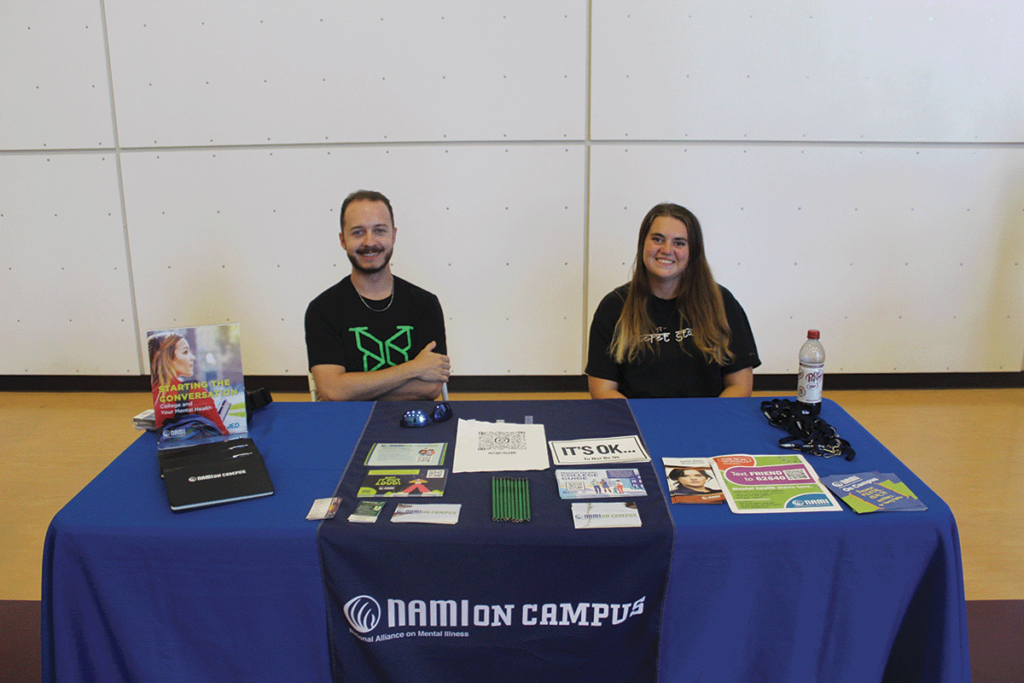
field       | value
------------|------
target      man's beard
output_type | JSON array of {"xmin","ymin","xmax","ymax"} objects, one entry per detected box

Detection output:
[{"xmin": 347, "ymin": 246, "xmax": 393, "ymax": 274}]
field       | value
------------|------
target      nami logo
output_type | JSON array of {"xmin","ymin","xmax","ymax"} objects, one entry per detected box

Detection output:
[{"xmin": 344, "ymin": 595, "xmax": 382, "ymax": 634}]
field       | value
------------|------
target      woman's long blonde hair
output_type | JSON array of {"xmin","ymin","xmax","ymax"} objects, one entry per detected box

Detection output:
[
  {"xmin": 609, "ymin": 204, "xmax": 733, "ymax": 366},
  {"xmin": 148, "ymin": 333, "xmax": 184, "ymax": 389}
]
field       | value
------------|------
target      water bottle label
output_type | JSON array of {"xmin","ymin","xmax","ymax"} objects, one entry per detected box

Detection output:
[{"xmin": 797, "ymin": 361, "xmax": 824, "ymax": 403}]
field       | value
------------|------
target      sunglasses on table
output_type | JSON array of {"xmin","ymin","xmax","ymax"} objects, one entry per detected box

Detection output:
[{"xmin": 400, "ymin": 403, "xmax": 453, "ymax": 428}]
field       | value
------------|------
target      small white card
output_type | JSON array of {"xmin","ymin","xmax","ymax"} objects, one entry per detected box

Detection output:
[
  {"xmin": 391, "ymin": 503, "xmax": 462, "ymax": 524},
  {"xmin": 571, "ymin": 502, "xmax": 642, "ymax": 529},
  {"xmin": 306, "ymin": 497, "xmax": 342, "ymax": 520},
  {"xmin": 549, "ymin": 435, "xmax": 650, "ymax": 465}
]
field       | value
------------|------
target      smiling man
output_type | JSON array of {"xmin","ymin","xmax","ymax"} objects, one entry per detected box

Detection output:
[{"xmin": 304, "ymin": 190, "xmax": 450, "ymax": 401}]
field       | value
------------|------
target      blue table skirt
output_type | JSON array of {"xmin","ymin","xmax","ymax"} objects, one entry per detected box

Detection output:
[
  {"xmin": 318, "ymin": 399, "xmax": 674, "ymax": 683},
  {"xmin": 41, "ymin": 398, "xmax": 971, "ymax": 683}
]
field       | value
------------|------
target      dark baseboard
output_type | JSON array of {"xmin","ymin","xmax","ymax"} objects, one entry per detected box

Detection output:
[
  {"xmin": 3, "ymin": 599, "xmax": 1021, "ymax": 682},
  {"xmin": 1, "ymin": 371, "xmax": 1022, "ymax": 394},
  {"xmin": 964, "ymin": 600, "xmax": 1024, "ymax": 683},
  {"xmin": 0, "ymin": 601, "xmax": 41, "ymax": 683}
]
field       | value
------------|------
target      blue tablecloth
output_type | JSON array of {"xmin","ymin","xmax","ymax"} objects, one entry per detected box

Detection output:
[
  {"xmin": 41, "ymin": 398, "xmax": 971, "ymax": 683},
  {"xmin": 637, "ymin": 399, "xmax": 970, "ymax": 683},
  {"xmin": 41, "ymin": 402, "xmax": 370, "ymax": 683}
]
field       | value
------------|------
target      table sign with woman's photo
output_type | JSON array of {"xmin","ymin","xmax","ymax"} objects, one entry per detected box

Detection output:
[{"xmin": 147, "ymin": 323, "xmax": 247, "ymax": 449}]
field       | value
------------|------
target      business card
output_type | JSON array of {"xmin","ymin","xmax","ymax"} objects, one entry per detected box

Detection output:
[
  {"xmin": 390, "ymin": 503, "xmax": 462, "ymax": 524},
  {"xmin": 306, "ymin": 497, "xmax": 342, "ymax": 520},
  {"xmin": 571, "ymin": 502, "xmax": 642, "ymax": 528}
]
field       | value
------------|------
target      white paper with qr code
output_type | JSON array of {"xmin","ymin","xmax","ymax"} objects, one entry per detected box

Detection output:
[{"xmin": 452, "ymin": 419, "xmax": 549, "ymax": 473}]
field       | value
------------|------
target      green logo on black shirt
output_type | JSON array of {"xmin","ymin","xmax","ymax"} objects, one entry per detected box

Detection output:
[{"xmin": 349, "ymin": 326, "xmax": 414, "ymax": 371}]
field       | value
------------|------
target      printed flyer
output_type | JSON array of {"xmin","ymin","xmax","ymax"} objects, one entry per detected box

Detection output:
[
  {"xmin": 453, "ymin": 419, "xmax": 549, "ymax": 473},
  {"xmin": 146, "ymin": 323, "xmax": 247, "ymax": 449},
  {"xmin": 711, "ymin": 454, "xmax": 842, "ymax": 514},
  {"xmin": 365, "ymin": 442, "xmax": 447, "ymax": 467},
  {"xmin": 662, "ymin": 457, "xmax": 725, "ymax": 504},
  {"xmin": 357, "ymin": 469, "xmax": 448, "ymax": 497},
  {"xmin": 820, "ymin": 471, "xmax": 928, "ymax": 513},
  {"xmin": 555, "ymin": 468, "xmax": 647, "ymax": 500}
]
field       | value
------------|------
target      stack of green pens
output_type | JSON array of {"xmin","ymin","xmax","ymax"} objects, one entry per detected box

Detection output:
[{"xmin": 491, "ymin": 477, "xmax": 531, "ymax": 523}]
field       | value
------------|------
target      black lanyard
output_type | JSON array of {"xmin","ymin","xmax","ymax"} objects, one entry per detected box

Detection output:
[{"xmin": 760, "ymin": 399, "xmax": 856, "ymax": 461}]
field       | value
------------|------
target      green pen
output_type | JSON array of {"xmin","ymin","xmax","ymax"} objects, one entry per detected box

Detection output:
[
  {"xmin": 518, "ymin": 478, "xmax": 526, "ymax": 522},
  {"xmin": 514, "ymin": 478, "xmax": 521, "ymax": 522}
]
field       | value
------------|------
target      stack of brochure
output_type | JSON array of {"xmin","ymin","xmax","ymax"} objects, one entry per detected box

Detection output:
[
  {"xmin": 133, "ymin": 409, "xmax": 155, "ymax": 431},
  {"xmin": 820, "ymin": 471, "xmax": 927, "ymax": 513}
]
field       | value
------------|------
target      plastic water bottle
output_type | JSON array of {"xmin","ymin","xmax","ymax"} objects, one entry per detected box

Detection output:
[{"xmin": 796, "ymin": 330, "xmax": 825, "ymax": 416}]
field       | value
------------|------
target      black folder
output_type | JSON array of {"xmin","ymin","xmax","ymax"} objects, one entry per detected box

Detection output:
[{"xmin": 158, "ymin": 438, "xmax": 274, "ymax": 511}]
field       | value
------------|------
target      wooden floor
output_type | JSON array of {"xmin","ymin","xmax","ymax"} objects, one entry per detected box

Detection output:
[
  {"xmin": 1, "ymin": 388, "xmax": 1022, "ymax": 683},
  {"xmin": 2, "ymin": 387, "xmax": 1021, "ymax": 602}
]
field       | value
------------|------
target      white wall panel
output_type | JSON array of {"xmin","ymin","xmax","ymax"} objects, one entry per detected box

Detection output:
[
  {"xmin": 592, "ymin": 1, "xmax": 1024, "ymax": 143},
  {"xmin": 589, "ymin": 144, "xmax": 1024, "ymax": 375},
  {"xmin": 0, "ymin": 0, "xmax": 114, "ymax": 150},
  {"xmin": 123, "ymin": 144, "xmax": 585, "ymax": 377},
  {"xmin": 4, "ymin": 2, "xmax": 1024, "ymax": 380},
  {"xmin": 105, "ymin": 1, "xmax": 586, "ymax": 148},
  {"xmin": 0, "ymin": 154, "xmax": 138, "ymax": 373}
]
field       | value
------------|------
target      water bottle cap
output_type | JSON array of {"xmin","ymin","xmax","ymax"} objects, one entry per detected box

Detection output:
[{"xmin": 807, "ymin": 330, "xmax": 820, "ymax": 339}]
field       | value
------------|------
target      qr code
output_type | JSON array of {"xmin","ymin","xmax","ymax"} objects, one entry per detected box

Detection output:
[
  {"xmin": 478, "ymin": 431, "xmax": 527, "ymax": 451},
  {"xmin": 784, "ymin": 469, "xmax": 806, "ymax": 480}
]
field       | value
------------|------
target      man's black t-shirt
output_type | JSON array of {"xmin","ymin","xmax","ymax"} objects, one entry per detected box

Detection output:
[
  {"xmin": 305, "ymin": 276, "xmax": 446, "ymax": 372},
  {"xmin": 586, "ymin": 284, "xmax": 760, "ymax": 398}
]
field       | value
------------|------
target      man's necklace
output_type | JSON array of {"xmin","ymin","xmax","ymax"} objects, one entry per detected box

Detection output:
[{"xmin": 358, "ymin": 288, "xmax": 395, "ymax": 312}]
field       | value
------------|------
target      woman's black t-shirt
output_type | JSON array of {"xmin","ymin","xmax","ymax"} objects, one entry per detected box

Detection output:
[{"xmin": 586, "ymin": 284, "xmax": 760, "ymax": 398}]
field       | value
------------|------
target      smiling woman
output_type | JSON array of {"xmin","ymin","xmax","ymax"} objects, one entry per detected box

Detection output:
[{"xmin": 586, "ymin": 203, "xmax": 761, "ymax": 399}]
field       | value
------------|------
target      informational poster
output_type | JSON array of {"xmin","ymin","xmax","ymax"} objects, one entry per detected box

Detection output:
[
  {"xmin": 711, "ymin": 454, "xmax": 842, "ymax": 514},
  {"xmin": 453, "ymin": 419, "xmax": 549, "ymax": 473}
]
